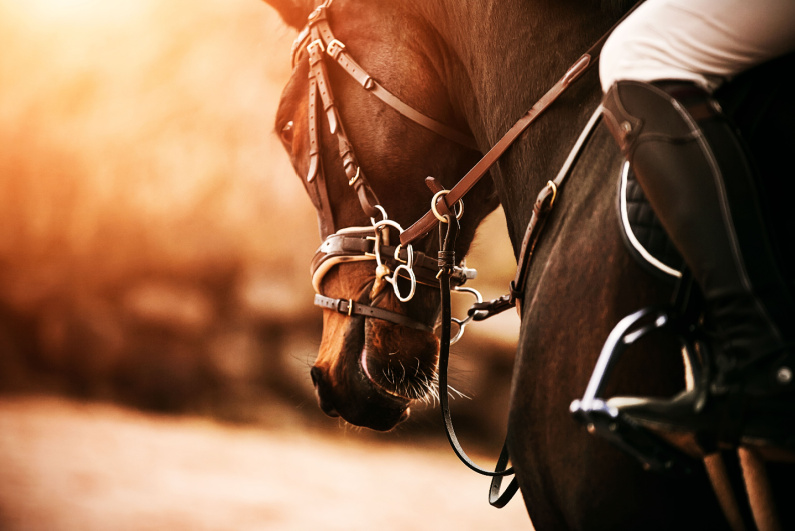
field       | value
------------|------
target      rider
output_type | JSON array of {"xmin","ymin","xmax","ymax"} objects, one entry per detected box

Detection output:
[{"xmin": 599, "ymin": 0, "xmax": 795, "ymax": 447}]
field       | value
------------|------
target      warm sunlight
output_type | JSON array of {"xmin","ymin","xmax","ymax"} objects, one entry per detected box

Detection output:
[
  {"xmin": 0, "ymin": 1, "xmax": 524, "ymax": 528},
  {"xmin": 5, "ymin": 0, "xmax": 145, "ymax": 27}
]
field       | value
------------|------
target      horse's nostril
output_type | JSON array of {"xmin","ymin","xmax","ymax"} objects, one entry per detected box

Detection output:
[
  {"xmin": 310, "ymin": 366, "xmax": 323, "ymax": 388},
  {"xmin": 310, "ymin": 366, "xmax": 340, "ymax": 418}
]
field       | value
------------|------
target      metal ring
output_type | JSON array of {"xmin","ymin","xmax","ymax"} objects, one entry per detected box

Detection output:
[
  {"xmin": 389, "ymin": 264, "xmax": 416, "ymax": 302},
  {"xmin": 326, "ymin": 39, "xmax": 346, "ymax": 57},
  {"xmin": 306, "ymin": 39, "xmax": 325, "ymax": 54},
  {"xmin": 370, "ymin": 205, "xmax": 388, "ymax": 225},
  {"xmin": 393, "ymin": 243, "xmax": 414, "ymax": 267},
  {"xmin": 448, "ymin": 286, "xmax": 483, "ymax": 344},
  {"xmin": 431, "ymin": 190, "xmax": 464, "ymax": 223},
  {"xmin": 373, "ymin": 218, "xmax": 403, "ymax": 233}
]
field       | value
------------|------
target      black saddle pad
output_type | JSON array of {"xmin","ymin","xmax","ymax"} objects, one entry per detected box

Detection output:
[{"xmin": 617, "ymin": 161, "xmax": 685, "ymax": 283}]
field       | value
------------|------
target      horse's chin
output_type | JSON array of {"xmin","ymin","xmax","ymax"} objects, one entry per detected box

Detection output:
[{"xmin": 360, "ymin": 345, "xmax": 437, "ymax": 403}]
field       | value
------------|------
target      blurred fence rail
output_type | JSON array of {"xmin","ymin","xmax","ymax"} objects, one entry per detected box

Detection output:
[{"xmin": 0, "ymin": 0, "xmax": 520, "ymax": 451}]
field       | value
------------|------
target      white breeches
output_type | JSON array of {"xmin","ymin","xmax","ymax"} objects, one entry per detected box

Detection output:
[{"xmin": 600, "ymin": 0, "xmax": 795, "ymax": 93}]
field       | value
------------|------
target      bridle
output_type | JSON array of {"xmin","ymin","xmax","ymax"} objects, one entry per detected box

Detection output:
[
  {"xmin": 296, "ymin": 0, "xmax": 481, "ymax": 334},
  {"xmin": 288, "ymin": 0, "xmax": 644, "ymax": 508},
  {"xmin": 294, "ymin": 0, "xmax": 477, "ymax": 235}
]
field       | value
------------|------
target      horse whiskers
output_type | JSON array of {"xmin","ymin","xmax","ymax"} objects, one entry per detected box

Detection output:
[
  {"xmin": 446, "ymin": 385, "xmax": 470, "ymax": 400},
  {"xmin": 375, "ymin": 363, "xmax": 438, "ymax": 402},
  {"xmin": 384, "ymin": 365, "xmax": 395, "ymax": 385}
]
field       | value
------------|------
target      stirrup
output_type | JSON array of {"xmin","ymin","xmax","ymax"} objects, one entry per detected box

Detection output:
[{"xmin": 570, "ymin": 305, "xmax": 706, "ymax": 475}]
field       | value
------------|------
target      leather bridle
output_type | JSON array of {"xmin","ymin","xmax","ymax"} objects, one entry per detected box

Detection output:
[
  {"xmin": 288, "ymin": 0, "xmax": 645, "ymax": 508},
  {"xmin": 295, "ymin": 0, "xmax": 480, "ymax": 332},
  {"xmin": 295, "ymin": 1, "xmax": 477, "ymax": 235}
]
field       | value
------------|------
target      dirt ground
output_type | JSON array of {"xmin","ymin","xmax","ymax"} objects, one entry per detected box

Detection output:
[{"xmin": 0, "ymin": 396, "xmax": 532, "ymax": 531}]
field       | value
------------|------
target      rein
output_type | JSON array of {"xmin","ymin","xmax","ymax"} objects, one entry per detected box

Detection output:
[
  {"xmin": 292, "ymin": 0, "xmax": 644, "ymax": 508},
  {"xmin": 418, "ymin": 4, "xmax": 644, "ymax": 502}
]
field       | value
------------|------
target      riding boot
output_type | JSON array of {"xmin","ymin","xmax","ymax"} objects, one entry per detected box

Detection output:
[{"xmin": 601, "ymin": 79, "xmax": 795, "ymax": 448}]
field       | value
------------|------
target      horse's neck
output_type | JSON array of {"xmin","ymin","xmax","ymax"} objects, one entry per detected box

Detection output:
[{"xmin": 421, "ymin": 0, "xmax": 625, "ymax": 249}]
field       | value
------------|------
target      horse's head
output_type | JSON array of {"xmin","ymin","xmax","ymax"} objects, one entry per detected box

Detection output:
[{"xmin": 264, "ymin": 0, "xmax": 498, "ymax": 430}]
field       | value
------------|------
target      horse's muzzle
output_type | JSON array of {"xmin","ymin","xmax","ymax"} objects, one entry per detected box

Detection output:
[
  {"xmin": 310, "ymin": 366, "xmax": 340, "ymax": 417},
  {"xmin": 309, "ymin": 363, "xmax": 410, "ymax": 431}
]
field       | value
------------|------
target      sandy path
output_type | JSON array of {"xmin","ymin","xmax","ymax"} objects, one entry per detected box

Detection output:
[{"xmin": 0, "ymin": 396, "xmax": 532, "ymax": 530}]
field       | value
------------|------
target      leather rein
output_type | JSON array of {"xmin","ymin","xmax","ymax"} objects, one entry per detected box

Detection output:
[{"xmin": 292, "ymin": 0, "xmax": 642, "ymax": 508}]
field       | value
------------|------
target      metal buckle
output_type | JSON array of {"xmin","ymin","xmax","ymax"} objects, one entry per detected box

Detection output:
[
  {"xmin": 327, "ymin": 39, "xmax": 346, "ymax": 58},
  {"xmin": 347, "ymin": 166, "xmax": 360, "ymax": 186},
  {"xmin": 306, "ymin": 39, "xmax": 325, "ymax": 55}
]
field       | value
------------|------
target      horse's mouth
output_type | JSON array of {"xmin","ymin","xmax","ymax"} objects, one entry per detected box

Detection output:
[{"xmin": 359, "ymin": 346, "xmax": 438, "ymax": 403}]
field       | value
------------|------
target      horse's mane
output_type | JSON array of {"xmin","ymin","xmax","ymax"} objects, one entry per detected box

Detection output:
[{"xmin": 600, "ymin": 0, "xmax": 638, "ymax": 15}]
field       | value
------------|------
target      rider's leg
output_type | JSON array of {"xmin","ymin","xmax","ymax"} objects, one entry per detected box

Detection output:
[
  {"xmin": 600, "ymin": 0, "xmax": 795, "ymax": 94},
  {"xmin": 603, "ymin": 80, "xmax": 795, "ymax": 443},
  {"xmin": 599, "ymin": 0, "xmax": 795, "ymax": 446}
]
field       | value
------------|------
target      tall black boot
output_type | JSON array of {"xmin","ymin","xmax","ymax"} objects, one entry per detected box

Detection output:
[{"xmin": 602, "ymin": 80, "xmax": 795, "ymax": 448}]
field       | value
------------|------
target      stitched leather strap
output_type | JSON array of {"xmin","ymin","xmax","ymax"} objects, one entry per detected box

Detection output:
[
  {"xmin": 435, "ymin": 216, "xmax": 516, "ymax": 496},
  {"xmin": 400, "ymin": 54, "xmax": 592, "ymax": 246},
  {"xmin": 308, "ymin": 8, "xmax": 478, "ymax": 150},
  {"xmin": 314, "ymin": 294, "xmax": 433, "ymax": 332}
]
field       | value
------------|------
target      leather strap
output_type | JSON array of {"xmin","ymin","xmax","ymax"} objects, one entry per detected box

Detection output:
[
  {"xmin": 437, "ymin": 217, "xmax": 515, "ymax": 477},
  {"xmin": 305, "ymin": 7, "xmax": 478, "ymax": 150},
  {"xmin": 399, "ymin": 1, "xmax": 645, "ymax": 246},
  {"xmin": 314, "ymin": 293, "xmax": 433, "ymax": 332},
  {"xmin": 468, "ymin": 106, "xmax": 604, "ymax": 319},
  {"xmin": 306, "ymin": 20, "xmax": 382, "ymax": 223},
  {"xmin": 400, "ymin": 54, "xmax": 592, "ymax": 246},
  {"xmin": 299, "ymin": 4, "xmax": 481, "ymax": 235}
]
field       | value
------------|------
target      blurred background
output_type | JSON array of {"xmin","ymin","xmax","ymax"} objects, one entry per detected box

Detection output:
[{"xmin": 0, "ymin": 0, "xmax": 527, "ymax": 529}]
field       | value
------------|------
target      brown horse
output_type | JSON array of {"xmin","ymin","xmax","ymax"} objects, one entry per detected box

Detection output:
[{"xmin": 261, "ymin": 0, "xmax": 793, "ymax": 528}]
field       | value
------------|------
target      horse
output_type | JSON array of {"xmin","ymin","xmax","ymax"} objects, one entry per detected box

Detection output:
[{"xmin": 260, "ymin": 0, "xmax": 794, "ymax": 528}]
